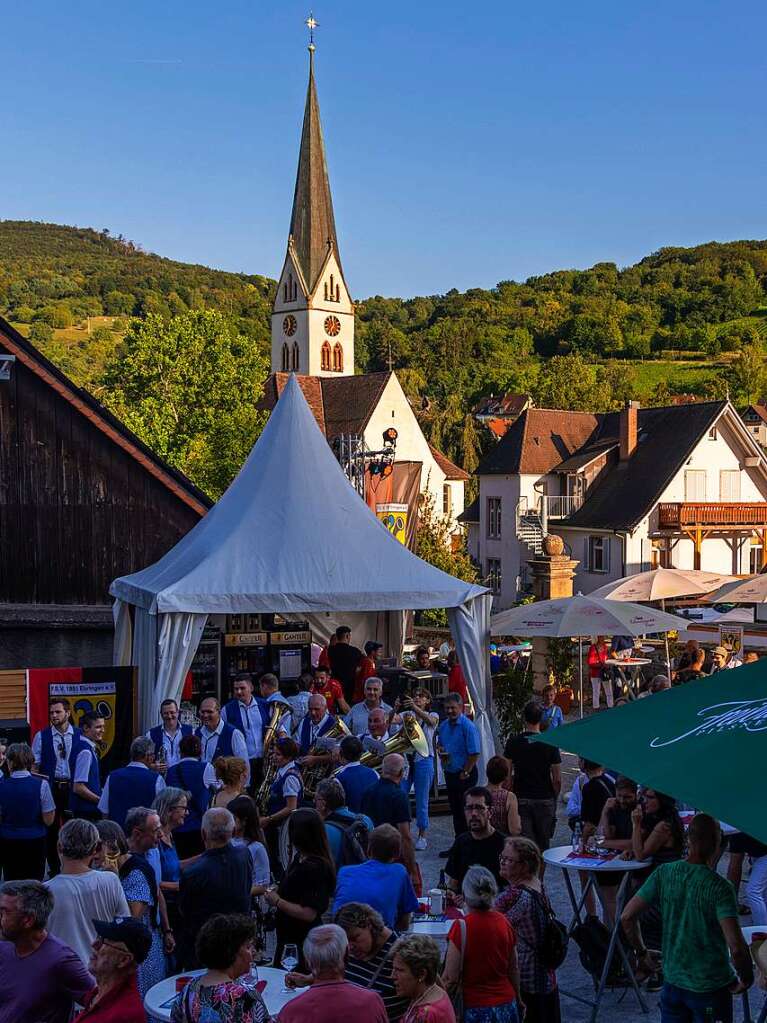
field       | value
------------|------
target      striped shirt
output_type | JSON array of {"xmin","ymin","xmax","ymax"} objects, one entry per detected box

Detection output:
[{"xmin": 345, "ymin": 932, "xmax": 408, "ymax": 1022}]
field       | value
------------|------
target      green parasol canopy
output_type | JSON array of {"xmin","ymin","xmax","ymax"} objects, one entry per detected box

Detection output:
[{"xmin": 536, "ymin": 659, "xmax": 767, "ymax": 844}]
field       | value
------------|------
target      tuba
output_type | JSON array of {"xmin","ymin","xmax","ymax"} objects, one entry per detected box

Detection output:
[
  {"xmin": 301, "ymin": 716, "xmax": 352, "ymax": 796},
  {"xmin": 357, "ymin": 714, "xmax": 431, "ymax": 772},
  {"xmin": 255, "ymin": 697, "xmax": 293, "ymax": 813}
]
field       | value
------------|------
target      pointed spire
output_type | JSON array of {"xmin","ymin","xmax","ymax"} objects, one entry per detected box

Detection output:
[{"xmin": 288, "ymin": 44, "xmax": 341, "ymax": 293}]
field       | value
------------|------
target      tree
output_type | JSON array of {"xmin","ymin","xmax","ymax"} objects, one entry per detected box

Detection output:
[
  {"xmin": 533, "ymin": 353, "xmax": 602, "ymax": 411},
  {"xmin": 725, "ymin": 344, "xmax": 767, "ymax": 405},
  {"xmin": 100, "ymin": 310, "xmax": 269, "ymax": 498},
  {"xmin": 415, "ymin": 489, "xmax": 478, "ymax": 626}
]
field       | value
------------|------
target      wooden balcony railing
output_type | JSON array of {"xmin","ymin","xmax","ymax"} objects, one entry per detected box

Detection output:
[{"xmin": 658, "ymin": 502, "xmax": 767, "ymax": 529}]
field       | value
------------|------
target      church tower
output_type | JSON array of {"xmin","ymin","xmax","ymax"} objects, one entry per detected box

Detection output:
[{"xmin": 271, "ymin": 43, "xmax": 354, "ymax": 377}]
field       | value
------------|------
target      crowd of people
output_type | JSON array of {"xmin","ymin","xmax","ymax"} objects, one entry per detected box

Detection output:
[{"xmin": 0, "ymin": 625, "xmax": 762, "ymax": 1023}]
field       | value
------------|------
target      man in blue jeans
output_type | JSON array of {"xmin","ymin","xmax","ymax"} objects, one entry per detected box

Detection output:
[
  {"xmin": 437, "ymin": 693, "xmax": 480, "ymax": 855},
  {"xmin": 622, "ymin": 813, "xmax": 753, "ymax": 1022}
]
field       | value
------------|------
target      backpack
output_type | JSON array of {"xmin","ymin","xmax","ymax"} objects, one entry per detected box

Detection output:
[
  {"xmin": 571, "ymin": 914, "xmax": 627, "ymax": 983},
  {"xmin": 327, "ymin": 811, "xmax": 369, "ymax": 867},
  {"xmin": 530, "ymin": 889, "xmax": 569, "ymax": 970}
]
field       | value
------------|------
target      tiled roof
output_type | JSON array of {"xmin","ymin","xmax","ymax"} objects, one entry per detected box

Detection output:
[
  {"xmin": 263, "ymin": 373, "xmax": 326, "ymax": 434},
  {"xmin": 473, "ymin": 393, "xmax": 530, "ymax": 418},
  {"xmin": 428, "ymin": 444, "xmax": 470, "ymax": 481},
  {"xmin": 476, "ymin": 408, "xmax": 600, "ymax": 475},
  {"xmin": 564, "ymin": 401, "xmax": 728, "ymax": 531},
  {"xmin": 744, "ymin": 403, "xmax": 767, "ymax": 424},
  {"xmin": 261, "ymin": 371, "xmax": 392, "ymax": 442},
  {"xmin": 457, "ymin": 496, "xmax": 479, "ymax": 523}
]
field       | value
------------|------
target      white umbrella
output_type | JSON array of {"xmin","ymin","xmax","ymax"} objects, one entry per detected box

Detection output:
[
  {"xmin": 590, "ymin": 568, "xmax": 736, "ymax": 602},
  {"xmin": 491, "ymin": 595, "xmax": 690, "ymax": 717},
  {"xmin": 590, "ymin": 568, "xmax": 736, "ymax": 672},
  {"xmin": 705, "ymin": 575, "xmax": 767, "ymax": 604}
]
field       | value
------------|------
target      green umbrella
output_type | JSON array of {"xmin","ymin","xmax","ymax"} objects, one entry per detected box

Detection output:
[{"xmin": 536, "ymin": 659, "xmax": 767, "ymax": 844}]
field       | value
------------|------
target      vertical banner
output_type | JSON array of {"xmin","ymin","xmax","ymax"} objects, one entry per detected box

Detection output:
[
  {"xmin": 365, "ymin": 461, "xmax": 422, "ymax": 550},
  {"xmin": 28, "ymin": 666, "xmax": 136, "ymax": 777}
]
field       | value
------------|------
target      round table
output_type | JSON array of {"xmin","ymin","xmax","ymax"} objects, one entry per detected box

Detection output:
[
  {"xmin": 543, "ymin": 846, "xmax": 651, "ymax": 1022},
  {"xmin": 144, "ymin": 966, "xmax": 307, "ymax": 1021}
]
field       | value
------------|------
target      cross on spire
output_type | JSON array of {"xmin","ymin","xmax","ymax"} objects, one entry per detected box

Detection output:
[{"xmin": 306, "ymin": 12, "xmax": 319, "ymax": 51}]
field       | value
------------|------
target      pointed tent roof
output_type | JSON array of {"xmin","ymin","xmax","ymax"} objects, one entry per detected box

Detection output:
[
  {"xmin": 288, "ymin": 50, "xmax": 341, "ymax": 294},
  {"xmin": 110, "ymin": 375, "xmax": 487, "ymax": 614}
]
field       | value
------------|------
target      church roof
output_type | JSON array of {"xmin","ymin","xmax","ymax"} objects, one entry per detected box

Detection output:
[
  {"xmin": 288, "ymin": 51, "xmax": 341, "ymax": 294},
  {"xmin": 261, "ymin": 371, "xmax": 391, "ymax": 440}
]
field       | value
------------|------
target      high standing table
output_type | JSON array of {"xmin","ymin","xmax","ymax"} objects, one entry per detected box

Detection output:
[
  {"xmin": 144, "ymin": 966, "xmax": 308, "ymax": 1022},
  {"xmin": 604, "ymin": 658, "xmax": 652, "ymax": 698},
  {"xmin": 543, "ymin": 845, "xmax": 650, "ymax": 1023}
]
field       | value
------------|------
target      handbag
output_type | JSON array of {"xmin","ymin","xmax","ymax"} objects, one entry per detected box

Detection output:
[{"xmin": 532, "ymin": 889, "xmax": 569, "ymax": 970}]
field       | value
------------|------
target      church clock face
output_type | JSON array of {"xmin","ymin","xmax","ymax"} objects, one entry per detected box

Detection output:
[
  {"xmin": 324, "ymin": 315, "xmax": 341, "ymax": 337},
  {"xmin": 283, "ymin": 315, "xmax": 297, "ymax": 337}
]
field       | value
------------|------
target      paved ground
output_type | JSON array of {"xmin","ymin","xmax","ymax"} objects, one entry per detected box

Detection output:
[{"xmin": 413, "ymin": 752, "xmax": 762, "ymax": 1023}]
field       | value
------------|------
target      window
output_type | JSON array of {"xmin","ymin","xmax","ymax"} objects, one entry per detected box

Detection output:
[
  {"xmin": 651, "ymin": 540, "xmax": 671, "ymax": 569},
  {"xmin": 487, "ymin": 558, "xmax": 502, "ymax": 595},
  {"xmin": 684, "ymin": 469, "xmax": 707, "ymax": 502},
  {"xmin": 332, "ymin": 342, "xmax": 343, "ymax": 372},
  {"xmin": 720, "ymin": 470, "xmax": 741, "ymax": 501},
  {"xmin": 487, "ymin": 497, "xmax": 502, "ymax": 539},
  {"xmin": 443, "ymin": 484, "xmax": 452, "ymax": 516},
  {"xmin": 281, "ymin": 343, "xmax": 290, "ymax": 372},
  {"xmin": 320, "ymin": 341, "xmax": 331, "ymax": 371},
  {"xmin": 586, "ymin": 535, "xmax": 610, "ymax": 573},
  {"xmin": 291, "ymin": 341, "xmax": 300, "ymax": 371},
  {"xmin": 751, "ymin": 543, "xmax": 764, "ymax": 575}
]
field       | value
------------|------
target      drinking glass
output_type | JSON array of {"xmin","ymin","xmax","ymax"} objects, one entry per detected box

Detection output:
[{"xmin": 281, "ymin": 944, "xmax": 299, "ymax": 991}]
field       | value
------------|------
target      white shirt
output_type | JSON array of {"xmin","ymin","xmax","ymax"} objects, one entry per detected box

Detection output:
[
  {"xmin": 144, "ymin": 726, "xmax": 186, "ymax": 767},
  {"xmin": 97, "ymin": 761, "xmax": 165, "ymax": 816},
  {"xmin": 73, "ymin": 737, "xmax": 98, "ymax": 786},
  {"xmin": 32, "ymin": 724, "xmax": 75, "ymax": 780},
  {"xmin": 46, "ymin": 870, "xmax": 129, "ymax": 967},
  {"xmin": 439, "ymin": 642, "xmax": 452, "ymax": 659},
  {"xmin": 8, "ymin": 770, "xmax": 55, "ymax": 812},
  {"xmin": 274, "ymin": 761, "xmax": 302, "ymax": 799},
  {"xmin": 221, "ymin": 698, "xmax": 264, "ymax": 759},
  {"xmin": 199, "ymin": 720, "xmax": 250, "ymax": 783}
]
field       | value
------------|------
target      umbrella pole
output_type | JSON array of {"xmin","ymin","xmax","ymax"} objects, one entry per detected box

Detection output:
[
  {"xmin": 661, "ymin": 598, "xmax": 671, "ymax": 677},
  {"xmin": 579, "ymin": 636, "xmax": 584, "ymax": 719}
]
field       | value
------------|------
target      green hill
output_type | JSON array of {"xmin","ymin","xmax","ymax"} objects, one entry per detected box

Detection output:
[{"xmin": 2, "ymin": 220, "xmax": 767, "ymax": 473}]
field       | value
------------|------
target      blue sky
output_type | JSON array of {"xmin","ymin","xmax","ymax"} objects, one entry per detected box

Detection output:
[{"xmin": 2, "ymin": 1, "xmax": 765, "ymax": 297}]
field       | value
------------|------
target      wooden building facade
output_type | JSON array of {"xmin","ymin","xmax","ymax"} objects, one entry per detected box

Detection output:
[{"xmin": 0, "ymin": 317, "xmax": 210, "ymax": 670}]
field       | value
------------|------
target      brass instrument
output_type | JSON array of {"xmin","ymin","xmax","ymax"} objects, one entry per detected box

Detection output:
[
  {"xmin": 255, "ymin": 697, "xmax": 293, "ymax": 813},
  {"xmin": 301, "ymin": 716, "xmax": 352, "ymax": 796},
  {"xmin": 357, "ymin": 714, "xmax": 430, "ymax": 772}
]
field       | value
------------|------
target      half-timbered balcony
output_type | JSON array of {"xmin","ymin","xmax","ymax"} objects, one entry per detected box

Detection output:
[{"xmin": 658, "ymin": 502, "xmax": 767, "ymax": 529}]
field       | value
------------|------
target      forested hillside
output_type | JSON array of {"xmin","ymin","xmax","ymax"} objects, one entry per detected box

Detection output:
[{"xmin": 2, "ymin": 221, "xmax": 766, "ymax": 492}]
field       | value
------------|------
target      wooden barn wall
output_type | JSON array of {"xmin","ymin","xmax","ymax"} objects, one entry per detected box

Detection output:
[{"xmin": 0, "ymin": 353, "xmax": 203, "ymax": 605}]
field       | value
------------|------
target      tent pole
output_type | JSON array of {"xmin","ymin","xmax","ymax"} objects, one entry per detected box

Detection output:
[{"xmin": 661, "ymin": 598, "xmax": 671, "ymax": 677}]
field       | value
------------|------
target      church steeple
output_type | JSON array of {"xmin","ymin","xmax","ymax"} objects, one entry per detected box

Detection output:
[
  {"xmin": 270, "ymin": 28, "xmax": 354, "ymax": 378},
  {"xmin": 288, "ymin": 47, "xmax": 341, "ymax": 294}
]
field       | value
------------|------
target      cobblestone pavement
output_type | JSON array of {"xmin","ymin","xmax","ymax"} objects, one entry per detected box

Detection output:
[{"xmin": 413, "ymin": 752, "xmax": 761, "ymax": 1023}]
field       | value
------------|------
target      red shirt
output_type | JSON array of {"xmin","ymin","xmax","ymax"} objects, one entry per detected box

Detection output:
[
  {"xmin": 74, "ymin": 975, "xmax": 145, "ymax": 1023},
  {"xmin": 447, "ymin": 664, "xmax": 469, "ymax": 703},
  {"xmin": 448, "ymin": 910, "xmax": 517, "ymax": 1008},
  {"xmin": 280, "ymin": 979, "xmax": 388, "ymax": 1023},
  {"xmin": 312, "ymin": 678, "xmax": 345, "ymax": 714},
  {"xmin": 353, "ymin": 656, "xmax": 377, "ymax": 702}
]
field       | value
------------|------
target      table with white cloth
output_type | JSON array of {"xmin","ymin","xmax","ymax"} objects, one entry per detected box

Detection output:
[
  {"xmin": 543, "ymin": 845, "xmax": 650, "ymax": 1023},
  {"xmin": 740, "ymin": 926, "xmax": 767, "ymax": 1023},
  {"xmin": 144, "ymin": 966, "xmax": 308, "ymax": 1021},
  {"xmin": 410, "ymin": 915, "xmax": 459, "ymax": 940},
  {"xmin": 604, "ymin": 657, "xmax": 652, "ymax": 698}
]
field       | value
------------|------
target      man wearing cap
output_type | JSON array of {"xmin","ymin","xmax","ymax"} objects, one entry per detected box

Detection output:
[
  {"xmin": 710, "ymin": 646, "xmax": 731, "ymax": 674},
  {"xmin": 354, "ymin": 640, "xmax": 383, "ymax": 702},
  {"xmin": 75, "ymin": 917, "xmax": 151, "ymax": 1023}
]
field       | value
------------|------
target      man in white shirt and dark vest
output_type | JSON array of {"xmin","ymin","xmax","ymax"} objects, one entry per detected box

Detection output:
[
  {"xmin": 32, "ymin": 697, "xmax": 81, "ymax": 875},
  {"xmin": 145, "ymin": 698, "xmax": 192, "ymax": 770},
  {"xmin": 70, "ymin": 712, "xmax": 105, "ymax": 821},
  {"xmin": 221, "ymin": 673, "xmax": 269, "ymax": 791},
  {"xmin": 195, "ymin": 697, "xmax": 250, "ymax": 785}
]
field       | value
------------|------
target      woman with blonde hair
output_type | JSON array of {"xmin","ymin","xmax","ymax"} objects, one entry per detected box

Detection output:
[
  {"xmin": 392, "ymin": 933, "xmax": 455, "ymax": 1023},
  {"xmin": 211, "ymin": 756, "xmax": 248, "ymax": 807}
]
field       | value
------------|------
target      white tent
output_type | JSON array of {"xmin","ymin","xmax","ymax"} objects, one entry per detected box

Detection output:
[{"xmin": 110, "ymin": 375, "xmax": 494, "ymax": 762}]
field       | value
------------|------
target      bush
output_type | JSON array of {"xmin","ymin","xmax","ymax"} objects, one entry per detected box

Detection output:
[
  {"xmin": 29, "ymin": 322, "xmax": 54, "ymax": 344},
  {"xmin": 494, "ymin": 662, "xmax": 534, "ymax": 740}
]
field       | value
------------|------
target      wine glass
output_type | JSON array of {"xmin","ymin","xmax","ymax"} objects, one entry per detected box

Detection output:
[{"xmin": 281, "ymin": 944, "xmax": 299, "ymax": 991}]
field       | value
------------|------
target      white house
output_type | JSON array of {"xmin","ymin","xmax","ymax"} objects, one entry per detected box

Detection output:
[
  {"xmin": 262, "ymin": 45, "xmax": 467, "ymax": 534},
  {"xmin": 475, "ymin": 400, "xmax": 767, "ymax": 607}
]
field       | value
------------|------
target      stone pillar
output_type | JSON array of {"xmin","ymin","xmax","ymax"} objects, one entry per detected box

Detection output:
[{"xmin": 527, "ymin": 535, "xmax": 579, "ymax": 692}]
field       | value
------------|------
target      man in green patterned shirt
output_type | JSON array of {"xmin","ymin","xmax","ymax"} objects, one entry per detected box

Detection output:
[{"xmin": 622, "ymin": 813, "xmax": 753, "ymax": 1022}]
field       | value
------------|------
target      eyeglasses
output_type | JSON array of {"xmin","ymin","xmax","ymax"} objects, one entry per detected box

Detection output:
[{"xmin": 94, "ymin": 937, "xmax": 131, "ymax": 956}]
